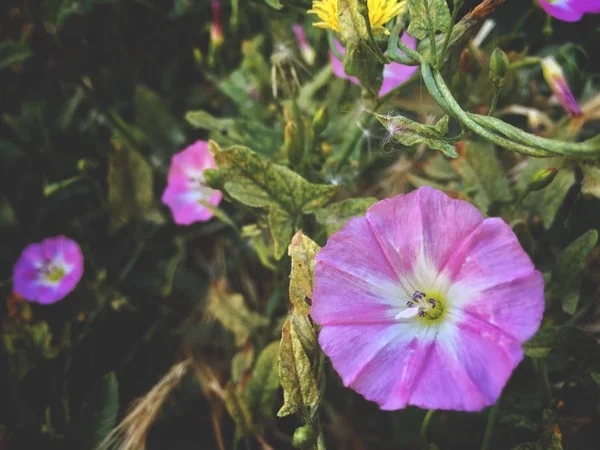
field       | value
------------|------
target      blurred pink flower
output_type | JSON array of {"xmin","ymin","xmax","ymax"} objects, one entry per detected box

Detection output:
[
  {"xmin": 210, "ymin": 0, "xmax": 224, "ymax": 46},
  {"xmin": 13, "ymin": 236, "xmax": 84, "ymax": 305},
  {"xmin": 541, "ymin": 56, "xmax": 582, "ymax": 117},
  {"xmin": 538, "ymin": 0, "xmax": 600, "ymax": 22},
  {"xmin": 162, "ymin": 141, "xmax": 222, "ymax": 225},
  {"xmin": 312, "ymin": 187, "xmax": 544, "ymax": 411},
  {"xmin": 330, "ymin": 33, "xmax": 418, "ymax": 97},
  {"xmin": 293, "ymin": 24, "xmax": 316, "ymax": 66}
]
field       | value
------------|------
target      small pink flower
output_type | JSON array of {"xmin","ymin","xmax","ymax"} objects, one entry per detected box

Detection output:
[
  {"xmin": 162, "ymin": 141, "xmax": 223, "ymax": 225},
  {"xmin": 538, "ymin": 0, "xmax": 600, "ymax": 22},
  {"xmin": 312, "ymin": 187, "xmax": 544, "ymax": 411},
  {"xmin": 541, "ymin": 56, "xmax": 582, "ymax": 117},
  {"xmin": 293, "ymin": 24, "xmax": 316, "ymax": 66},
  {"xmin": 13, "ymin": 236, "xmax": 84, "ymax": 305},
  {"xmin": 330, "ymin": 33, "xmax": 418, "ymax": 97}
]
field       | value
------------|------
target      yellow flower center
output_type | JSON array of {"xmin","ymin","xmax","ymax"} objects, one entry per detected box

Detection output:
[
  {"xmin": 396, "ymin": 290, "xmax": 447, "ymax": 323},
  {"xmin": 308, "ymin": 0, "xmax": 406, "ymax": 34}
]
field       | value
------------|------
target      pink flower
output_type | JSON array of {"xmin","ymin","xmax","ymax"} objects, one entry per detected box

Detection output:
[
  {"xmin": 541, "ymin": 56, "xmax": 582, "ymax": 117},
  {"xmin": 162, "ymin": 141, "xmax": 223, "ymax": 225},
  {"xmin": 330, "ymin": 34, "xmax": 418, "ymax": 97},
  {"xmin": 312, "ymin": 187, "xmax": 544, "ymax": 411},
  {"xmin": 293, "ymin": 24, "xmax": 316, "ymax": 66},
  {"xmin": 13, "ymin": 236, "xmax": 84, "ymax": 305},
  {"xmin": 538, "ymin": 0, "xmax": 600, "ymax": 22},
  {"xmin": 210, "ymin": 0, "xmax": 224, "ymax": 46}
]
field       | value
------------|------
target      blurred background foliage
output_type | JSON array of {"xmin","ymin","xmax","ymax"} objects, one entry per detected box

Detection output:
[{"xmin": 1, "ymin": 0, "xmax": 600, "ymax": 449}]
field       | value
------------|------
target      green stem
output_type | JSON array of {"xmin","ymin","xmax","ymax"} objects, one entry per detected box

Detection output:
[
  {"xmin": 438, "ymin": 0, "xmax": 460, "ymax": 67},
  {"xmin": 488, "ymin": 88, "xmax": 500, "ymax": 116},
  {"xmin": 420, "ymin": 409, "xmax": 436, "ymax": 447},
  {"xmin": 387, "ymin": 22, "xmax": 421, "ymax": 65},
  {"xmin": 327, "ymin": 30, "xmax": 344, "ymax": 60},
  {"xmin": 481, "ymin": 398, "xmax": 501, "ymax": 450}
]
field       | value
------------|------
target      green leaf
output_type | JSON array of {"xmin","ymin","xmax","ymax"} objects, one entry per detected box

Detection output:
[
  {"xmin": 78, "ymin": 372, "xmax": 119, "ymax": 449},
  {"xmin": 277, "ymin": 314, "xmax": 324, "ymax": 418},
  {"xmin": 0, "ymin": 41, "xmax": 32, "ymax": 69},
  {"xmin": 205, "ymin": 142, "xmax": 337, "ymax": 259},
  {"xmin": 314, "ymin": 197, "xmax": 376, "ymax": 236},
  {"xmin": 244, "ymin": 341, "xmax": 280, "ymax": 419},
  {"xmin": 264, "ymin": 0, "xmax": 283, "ymax": 10},
  {"xmin": 107, "ymin": 149, "xmax": 163, "ymax": 231},
  {"xmin": 547, "ymin": 229, "xmax": 598, "ymax": 315},
  {"xmin": 185, "ymin": 110, "xmax": 282, "ymax": 156},
  {"xmin": 376, "ymin": 114, "xmax": 458, "ymax": 158},
  {"xmin": 590, "ymin": 372, "xmax": 600, "ymax": 387},
  {"xmin": 337, "ymin": 0, "xmax": 384, "ymax": 96},
  {"xmin": 207, "ymin": 280, "xmax": 269, "ymax": 346},
  {"xmin": 452, "ymin": 140, "xmax": 512, "ymax": 213},
  {"xmin": 520, "ymin": 159, "xmax": 574, "ymax": 229},
  {"xmin": 225, "ymin": 382, "xmax": 255, "ymax": 440},
  {"xmin": 581, "ymin": 163, "xmax": 600, "ymax": 199},
  {"xmin": 422, "ymin": 154, "xmax": 459, "ymax": 181},
  {"xmin": 134, "ymin": 85, "xmax": 186, "ymax": 153},
  {"xmin": 524, "ymin": 326, "xmax": 595, "ymax": 359},
  {"xmin": 407, "ymin": 0, "xmax": 452, "ymax": 40},
  {"xmin": 511, "ymin": 410, "xmax": 563, "ymax": 450}
]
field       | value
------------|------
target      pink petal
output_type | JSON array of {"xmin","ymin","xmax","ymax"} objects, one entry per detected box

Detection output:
[
  {"xmin": 313, "ymin": 216, "xmax": 405, "ymax": 325},
  {"xmin": 161, "ymin": 185, "xmax": 221, "ymax": 225},
  {"xmin": 364, "ymin": 186, "xmax": 484, "ymax": 277},
  {"xmin": 443, "ymin": 218, "xmax": 544, "ymax": 341},
  {"xmin": 538, "ymin": 0, "xmax": 584, "ymax": 22}
]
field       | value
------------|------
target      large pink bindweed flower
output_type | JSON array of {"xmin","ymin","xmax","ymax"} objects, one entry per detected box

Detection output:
[
  {"xmin": 162, "ymin": 141, "xmax": 223, "ymax": 225},
  {"xmin": 330, "ymin": 33, "xmax": 418, "ymax": 97},
  {"xmin": 541, "ymin": 56, "xmax": 582, "ymax": 117},
  {"xmin": 13, "ymin": 236, "xmax": 84, "ymax": 305},
  {"xmin": 538, "ymin": 0, "xmax": 600, "ymax": 22},
  {"xmin": 312, "ymin": 187, "xmax": 544, "ymax": 411}
]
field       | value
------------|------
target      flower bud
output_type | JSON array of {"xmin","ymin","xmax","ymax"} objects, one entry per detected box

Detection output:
[
  {"xmin": 293, "ymin": 24, "xmax": 316, "ymax": 66},
  {"xmin": 311, "ymin": 106, "xmax": 329, "ymax": 136},
  {"xmin": 210, "ymin": 0, "xmax": 224, "ymax": 47},
  {"xmin": 541, "ymin": 56, "xmax": 582, "ymax": 117},
  {"xmin": 489, "ymin": 47, "xmax": 510, "ymax": 88},
  {"xmin": 284, "ymin": 121, "xmax": 303, "ymax": 166},
  {"xmin": 292, "ymin": 424, "xmax": 317, "ymax": 449},
  {"xmin": 528, "ymin": 167, "xmax": 558, "ymax": 192}
]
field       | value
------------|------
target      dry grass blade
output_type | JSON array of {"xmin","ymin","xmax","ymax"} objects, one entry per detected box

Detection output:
[{"xmin": 96, "ymin": 359, "xmax": 191, "ymax": 450}]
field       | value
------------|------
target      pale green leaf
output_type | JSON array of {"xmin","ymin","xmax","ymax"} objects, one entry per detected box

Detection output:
[
  {"xmin": 407, "ymin": 0, "xmax": 452, "ymax": 40},
  {"xmin": 314, "ymin": 197, "xmax": 376, "ymax": 236},
  {"xmin": 548, "ymin": 229, "xmax": 598, "ymax": 315},
  {"xmin": 288, "ymin": 232, "xmax": 321, "ymax": 314},
  {"xmin": 225, "ymin": 382, "xmax": 255, "ymax": 439},
  {"xmin": 264, "ymin": 0, "xmax": 283, "ymax": 10},
  {"xmin": 0, "ymin": 41, "xmax": 32, "ymax": 69},
  {"xmin": 207, "ymin": 280, "xmax": 269, "ymax": 346},
  {"xmin": 376, "ymin": 114, "xmax": 458, "ymax": 158}
]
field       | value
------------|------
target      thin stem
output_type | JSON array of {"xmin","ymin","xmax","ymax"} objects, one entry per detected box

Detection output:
[
  {"xmin": 488, "ymin": 88, "xmax": 500, "ymax": 116},
  {"xmin": 387, "ymin": 22, "xmax": 421, "ymax": 65},
  {"xmin": 481, "ymin": 399, "xmax": 501, "ymax": 450},
  {"xmin": 327, "ymin": 30, "xmax": 344, "ymax": 60},
  {"xmin": 438, "ymin": 0, "xmax": 460, "ymax": 67},
  {"xmin": 420, "ymin": 409, "xmax": 436, "ymax": 447}
]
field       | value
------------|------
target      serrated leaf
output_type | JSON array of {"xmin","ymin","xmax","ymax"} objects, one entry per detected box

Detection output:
[
  {"xmin": 244, "ymin": 341, "xmax": 280, "ymax": 419},
  {"xmin": 548, "ymin": 229, "xmax": 598, "ymax": 315},
  {"xmin": 452, "ymin": 140, "xmax": 512, "ymax": 214},
  {"xmin": 314, "ymin": 197, "xmax": 376, "ymax": 236},
  {"xmin": 288, "ymin": 232, "xmax": 321, "ymax": 314},
  {"xmin": 205, "ymin": 142, "xmax": 337, "ymax": 258},
  {"xmin": 207, "ymin": 279, "xmax": 269, "ymax": 346},
  {"xmin": 78, "ymin": 372, "xmax": 119, "ymax": 448},
  {"xmin": 107, "ymin": 149, "xmax": 163, "ymax": 231},
  {"xmin": 0, "ymin": 41, "xmax": 33, "ymax": 70},
  {"xmin": 134, "ymin": 85, "xmax": 186, "ymax": 153},
  {"xmin": 277, "ymin": 314, "xmax": 324, "ymax": 418},
  {"xmin": 376, "ymin": 114, "xmax": 458, "ymax": 158},
  {"xmin": 407, "ymin": 0, "xmax": 452, "ymax": 40}
]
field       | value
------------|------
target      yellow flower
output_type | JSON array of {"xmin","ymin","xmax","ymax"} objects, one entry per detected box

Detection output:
[{"xmin": 308, "ymin": 0, "xmax": 406, "ymax": 34}]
